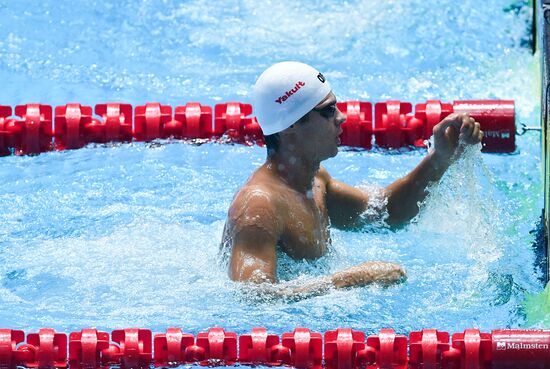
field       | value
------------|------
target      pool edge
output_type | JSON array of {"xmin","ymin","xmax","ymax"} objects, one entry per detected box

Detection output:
[{"xmin": 538, "ymin": 0, "xmax": 550, "ymax": 283}]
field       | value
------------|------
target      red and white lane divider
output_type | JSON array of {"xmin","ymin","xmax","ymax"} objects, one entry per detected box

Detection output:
[
  {"xmin": 0, "ymin": 327, "xmax": 548, "ymax": 369},
  {"xmin": 0, "ymin": 100, "xmax": 515, "ymax": 156}
]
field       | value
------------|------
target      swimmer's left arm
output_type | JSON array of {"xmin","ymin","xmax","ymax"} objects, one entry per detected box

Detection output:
[
  {"xmin": 384, "ymin": 113, "xmax": 483, "ymax": 225},
  {"xmin": 321, "ymin": 167, "xmax": 371, "ymax": 229},
  {"xmin": 324, "ymin": 113, "xmax": 482, "ymax": 228},
  {"xmin": 323, "ymin": 158, "xmax": 445, "ymax": 228}
]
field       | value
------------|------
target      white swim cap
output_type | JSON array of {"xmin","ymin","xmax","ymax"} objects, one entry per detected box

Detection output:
[{"xmin": 252, "ymin": 61, "xmax": 332, "ymax": 135}]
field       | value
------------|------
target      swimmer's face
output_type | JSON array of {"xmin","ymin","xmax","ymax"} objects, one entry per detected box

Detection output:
[{"xmin": 297, "ymin": 91, "xmax": 345, "ymax": 161}]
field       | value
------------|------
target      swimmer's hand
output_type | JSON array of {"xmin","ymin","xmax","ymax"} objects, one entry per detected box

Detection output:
[
  {"xmin": 331, "ymin": 261, "xmax": 406, "ymax": 288},
  {"xmin": 432, "ymin": 113, "xmax": 483, "ymax": 163}
]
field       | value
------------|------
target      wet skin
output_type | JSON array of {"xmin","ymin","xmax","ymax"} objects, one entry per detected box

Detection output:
[{"xmin": 221, "ymin": 92, "xmax": 484, "ymax": 293}]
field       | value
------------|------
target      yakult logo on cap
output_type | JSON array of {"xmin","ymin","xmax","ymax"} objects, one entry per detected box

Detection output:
[{"xmin": 275, "ymin": 81, "xmax": 305, "ymax": 104}]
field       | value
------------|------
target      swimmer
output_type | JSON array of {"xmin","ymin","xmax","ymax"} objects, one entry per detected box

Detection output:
[{"xmin": 220, "ymin": 62, "xmax": 483, "ymax": 297}]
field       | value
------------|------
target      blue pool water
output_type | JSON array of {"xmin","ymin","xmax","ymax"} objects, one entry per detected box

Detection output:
[{"xmin": 0, "ymin": 0, "xmax": 546, "ymax": 335}]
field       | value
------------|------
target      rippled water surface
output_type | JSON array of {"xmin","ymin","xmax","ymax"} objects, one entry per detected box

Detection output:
[{"xmin": 0, "ymin": 0, "xmax": 545, "ymax": 334}]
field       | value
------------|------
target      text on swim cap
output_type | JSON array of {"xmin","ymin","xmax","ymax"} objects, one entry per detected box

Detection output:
[{"xmin": 275, "ymin": 81, "xmax": 305, "ymax": 104}]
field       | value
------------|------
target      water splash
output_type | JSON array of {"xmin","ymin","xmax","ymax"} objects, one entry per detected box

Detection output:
[{"xmin": 357, "ymin": 183, "xmax": 390, "ymax": 229}]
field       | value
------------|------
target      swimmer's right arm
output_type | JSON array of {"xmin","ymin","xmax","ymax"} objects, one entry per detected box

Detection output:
[
  {"xmin": 227, "ymin": 196, "xmax": 405, "ymax": 298},
  {"xmin": 237, "ymin": 259, "xmax": 406, "ymax": 301},
  {"xmin": 227, "ymin": 192, "xmax": 280, "ymax": 283},
  {"xmin": 330, "ymin": 261, "xmax": 406, "ymax": 288},
  {"xmin": 228, "ymin": 219, "xmax": 279, "ymax": 284}
]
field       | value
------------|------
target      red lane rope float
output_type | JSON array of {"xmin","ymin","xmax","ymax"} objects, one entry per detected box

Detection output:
[
  {"xmin": 173, "ymin": 103, "xmax": 213, "ymax": 140},
  {"xmin": 453, "ymin": 100, "xmax": 516, "ymax": 153},
  {"xmin": 0, "ymin": 328, "xmax": 548, "ymax": 369},
  {"xmin": 0, "ymin": 100, "xmax": 516, "ymax": 156},
  {"xmin": 214, "ymin": 102, "xmax": 262, "ymax": 144},
  {"xmin": 373, "ymin": 101, "xmax": 417, "ymax": 149},
  {"xmin": 336, "ymin": 101, "xmax": 373, "ymax": 149},
  {"xmin": 0, "ymin": 104, "xmax": 53, "ymax": 155},
  {"xmin": 0, "ymin": 105, "xmax": 12, "ymax": 156}
]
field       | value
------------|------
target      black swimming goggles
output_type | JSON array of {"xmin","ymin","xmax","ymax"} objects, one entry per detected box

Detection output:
[{"xmin": 313, "ymin": 103, "xmax": 337, "ymax": 119}]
